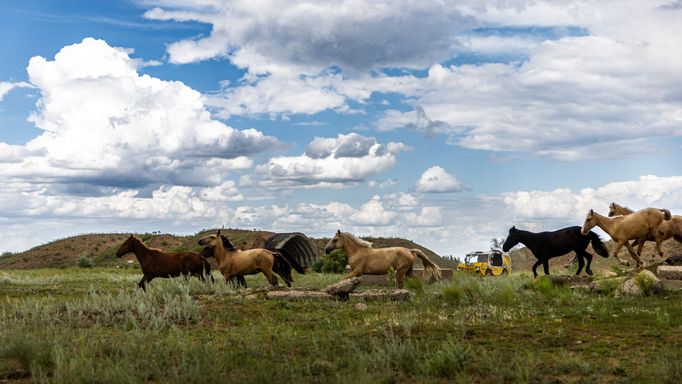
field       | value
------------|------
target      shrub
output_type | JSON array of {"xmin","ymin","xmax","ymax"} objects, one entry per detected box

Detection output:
[
  {"xmin": 312, "ymin": 249, "xmax": 348, "ymax": 274},
  {"xmin": 76, "ymin": 255, "xmax": 94, "ymax": 268}
]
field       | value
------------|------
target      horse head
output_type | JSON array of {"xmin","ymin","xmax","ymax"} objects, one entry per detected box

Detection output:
[
  {"xmin": 324, "ymin": 230, "xmax": 342, "ymax": 254},
  {"xmin": 116, "ymin": 235, "xmax": 137, "ymax": 258},
  {"xmin": 502, "ymin": 227, "xmax": 518, "ymax": 252},
  {"xmin": 197, "ymin": 231, "xmax": 220, "ymax": 248},
  {"xmin": 581, "ymin": 209, "xmax": 596, "ymax": 235}
]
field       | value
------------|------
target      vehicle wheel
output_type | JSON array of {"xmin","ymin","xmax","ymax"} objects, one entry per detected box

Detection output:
[
  {"xmin": 485, "ymin": 269, "xmax": 493, "ymax": 277},
  {"xmin": 501, "ymin": 269, "xmax": 509, "ymax": 276}
]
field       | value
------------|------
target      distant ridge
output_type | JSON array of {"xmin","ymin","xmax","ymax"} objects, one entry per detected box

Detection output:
[{"xmin": 0, "ymin": 229, "xmax": 453, "ymax": 269}]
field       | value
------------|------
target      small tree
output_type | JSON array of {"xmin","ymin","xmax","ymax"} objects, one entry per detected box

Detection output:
[
  {"xmin": 312, "ymin": 249, "xmax": 348, "ymax": 274},
  {"xmin": 490, "ymin": 237, "xmax": 505, "ymax": 251},
  {"xmin": 77, "ymin": 255, "xmax": 94, "ymax": 268}
]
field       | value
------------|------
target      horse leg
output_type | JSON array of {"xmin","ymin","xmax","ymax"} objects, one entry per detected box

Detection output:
[
  {"xmin": 263, "ymin": 270, "xmax": 278, "ymax": 287},
  {"xmin": 582, "ymin": 252, "xmax": 594, "ymax": 275},
  {"xmin": 542, "ymin": 259, "xmax": 550, "ymax": 275},
  {"xmin": 636, "ymin": 240, "xmax": 645, "ymax": 259},
  {"xmin": 623, "ymin": 242, "xmax": 645, "ymax": 268},
  {"xmin": 138, "ymin": 275, "xmax": 152, "ymax": 291},
  {"xmin": 395, "ymin": 268, "xmax": 408, "ymax": 289},
  {"xmin": 611, "ymin": 242, "xmax": 629, "ymax": 266},
  {"xmin": 574, "ymin": 254, "xmax": 585, "ymax": 276},
  {"xmin": 531, "ymin": 259, "xmax": 543, "ymax": 278},
  {"xmin": 343, "ymin": 267, "xmax": 364, "ymax": 280}
]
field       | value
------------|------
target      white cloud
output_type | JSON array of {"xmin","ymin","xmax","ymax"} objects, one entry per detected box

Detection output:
[
  {"xmin": 0, "ymin": 38, "xmax": 279, "ymax": 190},
  {"xmin": 0, "ymin": 81, "xmax": 32, "ymax": 101},
  {"xmin": 502, "ymin": 175, "xmax": 682, "ymax": 223},
  {"xmin": 415, "ymin": 166, "xmax": 465, "ymax": 193},
  {"xmin": 145, "ymin": 1, "xmax": 475, "ymax": 71},
  {"xmin": 147, "ymin": 1, "xmax": 682, "ymax": 160},
  {"xmin": 256, "ymin": 133, "xmax": 409, "ymax": 188}
]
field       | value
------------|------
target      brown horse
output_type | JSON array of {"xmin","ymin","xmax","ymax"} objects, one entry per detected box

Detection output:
[
  {"xmin": 581, "ymin": 209, "xmax": 666, "ymax": 268},
  {"xmin": 198, "ymin": 233, "xmax": 304, "ymax": 287},
  {"xmin": 323, "ymin": 230, "xmax": 441, "ymax": 288},
  {"xmin": 115, "ymin": 235, "xmax": 212, "ymax": 291},
  {"xmin": 197, "ymin": 230, "xmax": 283, "ymax": 287},
  {"xmin": 608, "ymin": 202, "xmax": 682, "ymax": 245}
]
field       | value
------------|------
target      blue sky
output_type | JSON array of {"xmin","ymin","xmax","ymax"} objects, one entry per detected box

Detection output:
[{"xmin": 1, "ymin": 0, "xmax": 681, "ymax": 256}]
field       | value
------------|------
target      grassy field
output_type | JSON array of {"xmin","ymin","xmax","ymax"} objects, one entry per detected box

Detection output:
[{"xmin": 0, "ymin": 268, "xmax": 680, "ymax": 383}]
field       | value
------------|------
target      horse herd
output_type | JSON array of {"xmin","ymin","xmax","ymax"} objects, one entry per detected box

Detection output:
[
  {"xmin": 503, "ymin": 202, "xmax": 681, "ymax": 277},
  {"xmin": 115, "ymin": 202, "xmax": 682, "ymax": 290},
  {"xmin": 115, "ymin": 229, "xmax": 442, "ymax": 290}
]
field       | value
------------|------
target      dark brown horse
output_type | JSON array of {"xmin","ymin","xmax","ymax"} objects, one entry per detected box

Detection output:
[{"xmin": 116, "ymin": 235, "xmax": 212, "ymax": 291}]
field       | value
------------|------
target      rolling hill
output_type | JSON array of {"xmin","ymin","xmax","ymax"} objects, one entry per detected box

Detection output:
[{"xmin": 0, "ymin": 229, "xmax": 455, "ymax": 270}]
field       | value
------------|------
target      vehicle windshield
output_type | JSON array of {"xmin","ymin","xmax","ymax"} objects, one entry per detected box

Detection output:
[{"xmin": 465, "ymin": 253, "xmax": 488, "ymax": 263}]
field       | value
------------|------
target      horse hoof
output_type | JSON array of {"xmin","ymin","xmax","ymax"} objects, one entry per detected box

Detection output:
[{"xmin": 586, "ymin": 270, "xmax": 593, "ymax": 276}]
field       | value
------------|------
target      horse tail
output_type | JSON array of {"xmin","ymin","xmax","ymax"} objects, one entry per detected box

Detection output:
[
  {"xmin": 587, "ymin": 231, "xmax": 609, "ymax": 258},
  {"xmin": 411, "ymin": 249, "xmax": 442, "ymax": 282},
  {"xmin": 268, "ymin": 247, "xmax": 305, "ymax": 274},
  {"xmin": 271, "ymin": 251, "xmax": 293, "ymax": 286},
  {"xmin": 660, "ymin": 209, "xmax": 672, "ymax": 220}
]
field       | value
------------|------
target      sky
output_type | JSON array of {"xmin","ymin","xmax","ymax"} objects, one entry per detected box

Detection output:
[{"xmin": 1, "ymin": 0, "xmax": 681, "ymax": 257}]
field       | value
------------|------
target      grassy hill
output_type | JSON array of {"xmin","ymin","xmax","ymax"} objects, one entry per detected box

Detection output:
[{"xmin": 0, "ymin": 229, "xmax": 453, "ymax": 270}]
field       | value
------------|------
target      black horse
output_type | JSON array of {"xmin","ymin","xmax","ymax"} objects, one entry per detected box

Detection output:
[{"xmin": 502, "ymin": 226, "xmax": 609, "ymax": 277}]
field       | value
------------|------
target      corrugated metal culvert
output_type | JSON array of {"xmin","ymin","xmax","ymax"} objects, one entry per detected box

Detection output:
[{"xmin": 264, "ymin": 232, "xmax": 319, "ymax": 269}]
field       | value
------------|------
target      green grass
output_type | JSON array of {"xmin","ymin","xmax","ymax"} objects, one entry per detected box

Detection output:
[{"xmin": 0, "ymin": 268, "xmax": 681, "ymax": 383}]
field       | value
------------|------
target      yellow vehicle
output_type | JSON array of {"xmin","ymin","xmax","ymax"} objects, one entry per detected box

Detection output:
[{"xmin": 457, "ymin": 250, "xmax": 511, "ymax": 276}]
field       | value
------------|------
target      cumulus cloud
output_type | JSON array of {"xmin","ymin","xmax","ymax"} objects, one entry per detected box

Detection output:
[
  {"xmin": 0, "ymin": 38, "xmax": 279, "ymax": 190},
  {"xmin": 503, "ymin": 175, "xmax": 682, "ymax": 223},
  {"xmin": 144, "ymin": 0, "xmax": 475, "ymax": 71},
  {"xmin": 147, "ymin": 1, "xmax": 682, "ymax": 160},
  {"xmin": 256, "ymin": 133, "xmax": 409, "ymax": 188},
  {"xmin": 415, "ymin": 166, "xmax": 466, "ymax": 193}
]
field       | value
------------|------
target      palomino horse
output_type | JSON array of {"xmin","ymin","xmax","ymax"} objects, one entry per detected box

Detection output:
[
  {"xmin": 197, "ymin": 230, "xmax": 291, "ymax": 287},
  {"xmin": 198, "ymin": 232, "xmax": 304, "ymax": 287},
  {"xmin": 323, "ymin": 230, "xmax": 441, "ymax": 288},
  {"xmin": 608, "ymin": 202, "xmax": 682, "ymax": 246},
  {"xmin": 582, "ymin": 209, "xmax": 667, "ymax": 268},
  {"xmin": 502, "ymin": 226, "xmax": 609, "ymax": 277},
  {"xmin": 116, "ymin": 235, "xmax": 212, "ymax": 291}
]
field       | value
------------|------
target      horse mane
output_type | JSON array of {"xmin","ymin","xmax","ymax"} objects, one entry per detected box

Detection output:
[
  {"xmin": 341, "ymin": 232, "xmax": 373, "ymax": 248},
  {"xmin": 219, "ymin": 235, "xmax": 237, "ymax": 251},
  {"xmin": 132, "ymin": 236, "xmax": 163, "ymax": 253}
]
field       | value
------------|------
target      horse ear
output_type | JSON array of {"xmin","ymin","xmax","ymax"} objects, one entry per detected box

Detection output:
[
  {"xmin": 336, "ymin": 229, "xmax": 341, "ymax": 235},
  {"xmin": 129, "ymin": 234, "xmax": 133, "ymax": 239},
  {"xmin": 609, "ymin": 202, "xmax": 615, "ymax": 208},
  {"xmin": 217, "ymin": 229, "xmax": 221, "ymax": 236}
]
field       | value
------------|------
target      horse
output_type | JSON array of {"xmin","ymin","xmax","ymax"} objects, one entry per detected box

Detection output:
[
  {"xmin": 115, "ymin": 235, "xmax": 212, "ymax": 291},
  {"xmin": 502, "ymin": 226, "xmax": 609, "ymax": 277},
  {"xmin": 197, "ymin": 230, "xmax": 294, "ymax": 287},
  {"xmin": 198, "ymin": 232, "xmax": 304, "ymax": 288},
  {"xmin": 582, "ymin": 209, "xmax": 666, "ymax": 268},
  {"xmin": 608, "ymin": 202, "xmax": 682, "ymax": 246},
  {"xmin": 323, "ymin": 230, "xmax": 441, "ymax": 288}
]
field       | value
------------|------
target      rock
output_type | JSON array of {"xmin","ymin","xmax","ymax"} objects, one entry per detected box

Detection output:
[
  {"xmin": 656, "ymin": 265, "xmax": 682, "ymax": 280},
  {"xmin": 266, "ymin": 290, "xmax": 331, "ymax": 300},
  {"xmin": 618, "ymin": 270, "xmax": 660, "ymax": 296},
  {"xmin": 355, "ymin": 303, "xmax": 368, "ymax": 311},
  {"xmin": 325, "ymin": 277, "xmax": 362, "ymax": 299},
  {"xmin": 546, "ymin": 275, "xmax": 593, "ymax": 287},
  {"xmin": 620, "ymin": 278, "xmax": 643, "ymax": 296},
  {"xmin": 588, "ymin": 277, "xmax": 626, "ymax": 293},
  {"xmin": 601, "ymin": 270, "xmax": 617, "ymax": 278}
]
